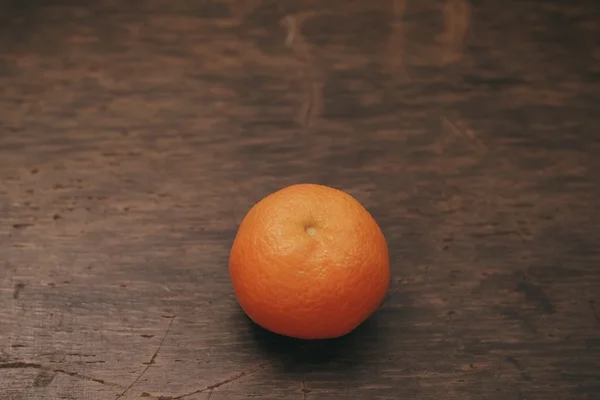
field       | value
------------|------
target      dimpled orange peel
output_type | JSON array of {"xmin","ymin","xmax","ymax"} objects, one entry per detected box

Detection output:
[{"xmin": 229, "ymin": 183, "xmax": 390, "ymax": 339}]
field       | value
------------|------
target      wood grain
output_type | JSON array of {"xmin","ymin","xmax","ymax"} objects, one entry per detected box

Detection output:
[{"xmin": 1, "ymin": 0, "xmax": 599, "ymax": 399}]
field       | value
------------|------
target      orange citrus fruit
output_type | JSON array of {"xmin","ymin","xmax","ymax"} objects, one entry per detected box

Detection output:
[{"xmin": 229, "ymin": 183, "xmax": 390, "ymax": 339}]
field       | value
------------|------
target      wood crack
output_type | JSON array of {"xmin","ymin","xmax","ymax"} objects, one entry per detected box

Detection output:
[
  {"xmin": 0, "ymin": 361, "xmax": 43, "ymax": 370},
  {"xmin": 116, "ymin": 315, "xmax": 176, "ymax": 399}
]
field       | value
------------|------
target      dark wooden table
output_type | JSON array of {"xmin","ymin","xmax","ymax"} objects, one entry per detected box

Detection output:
[{"xmin": 1, "ymin": 1, "xmax": 599, "ymax": 399}]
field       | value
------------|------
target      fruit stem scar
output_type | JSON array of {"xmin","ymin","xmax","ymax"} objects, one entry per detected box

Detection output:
[{"xmin": 305, "ymin": 226, "xmax": 317, "ymax": 236}]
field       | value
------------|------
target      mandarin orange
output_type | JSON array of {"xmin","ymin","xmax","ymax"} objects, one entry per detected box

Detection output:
[{"xmin": 229, "ymin": 183, "xmax": 390, "ymax": 339}]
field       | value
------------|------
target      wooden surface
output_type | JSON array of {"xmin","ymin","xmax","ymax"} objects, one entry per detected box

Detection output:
[{"xmin": 1, "ymin": 0, "xmax": 599, "ymax": 399}]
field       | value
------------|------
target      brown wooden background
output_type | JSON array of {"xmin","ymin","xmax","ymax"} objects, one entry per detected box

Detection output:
[{"xmin": 1, "ymin": 0, "xmax": 599, "ymax": 399}]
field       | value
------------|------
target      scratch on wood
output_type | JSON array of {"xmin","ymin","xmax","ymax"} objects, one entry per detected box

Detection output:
[
  {"xmin": 301, "ymin": 380, "xmax": 310, "ymax": 400},
  {"xmin": 439, "ymin": 0, "xmax": 471, "ymax": 65},
  {"xmin": 159, "ymin": 284, "xmax": 172, "ymax": 292},
  {"xmin": 284, "ymin": 15, "xmax": 296, "ymax": 47},
  {"xmin": 205, "ymin": 389, "xmax": 214, "ymax": 400},
  {"xmin": 0, "ymin": 361, "xmax": 117, "ymax": 386},
  {"xmin": 169, "ymin": 361, "xmax": 271, "ymax": 399},
  {"xmin": 54, "ymin": 369, "xmax": 109, "ymax": 385},
  {"xmin": 116, "ymin": 315, "xmax": 176, "ymax": 399},
  {"xmin": 387, "ymin": 0, "xmax": 408, "ymax": 77},
  {"xmin": 281, "ymin": 12, "xmax": 323, "ymax": 128},
  {"xmin": 441, "ymin": 116, "xmax": 487, "ymax": 152}
]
